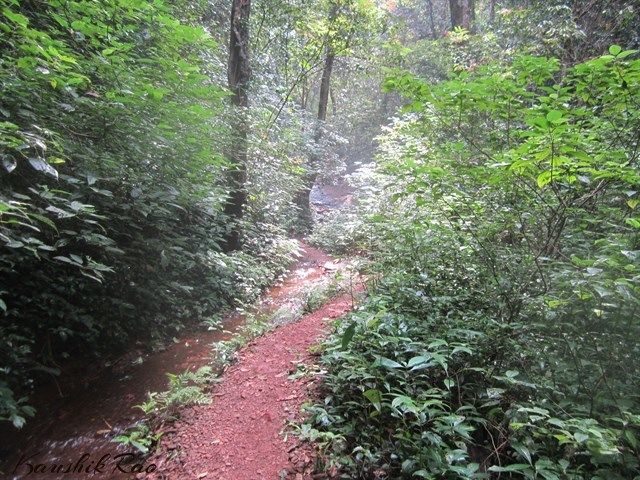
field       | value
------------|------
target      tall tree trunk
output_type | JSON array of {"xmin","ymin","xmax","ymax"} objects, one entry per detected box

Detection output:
[
  {"xmin": 449, "ymin": 0, "xmax": 474, "ymax": 30},
  {"xmin": 488, "ymin": 0, "xmax": 496, "ymax": 24},
  {"xmin": 317, "ymin": 52, "xmax": 335, "ymax": 124},
  {"xmin": 426, "ymin": 0, "xmax": 437, "ymax": 38},
  {"xmin": 225, "ymin": 0, "xmax": 251, "ymax": 250}
]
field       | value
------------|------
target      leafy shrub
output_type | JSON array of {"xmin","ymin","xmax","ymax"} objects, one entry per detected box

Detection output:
[
  {"xmin": 0, "ymin": 0, "xmax": 299, "ymax": 427},
  {"xmin": 308, "ymin": 272, "xmax": 640, "ymax": 477},
  {"xmin": 303, "ymin": 46, "xmax": 640, "ymax": 479},
  {"xmin": 115, "ymin": 366, "xmax": 214, "ymax": 454},
  {"xmin": 310, "ymin": 209, "xmax": 368, "ymax": 255}
]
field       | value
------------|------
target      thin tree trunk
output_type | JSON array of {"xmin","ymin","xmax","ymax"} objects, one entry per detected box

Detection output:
[
  {"xmin": 294, "ymin": 3, "xmax": 338, "ymax": 231},
  {"xmin": 329, "ymin": 87, "xmax": 337, "ymax": 116},
  {"xmin": 300, "ymin": 76, "xmax": 309, "ymax": 109},
  {"xmin": 317, "ymin": 52, "xmax": 335, "ymax": 124},
  {"xmin": 426, "ymin": 0, "xmax": 437, "ymax": 38},
  {"xmin": 470, "ymin": 0, "xmax": 476, "ymax": 27},
  {"xmin": 228, "ymin": 0, "xmax": 251, "ymax": 108},
  {"xmin": 449, "ymin": 0, "xmax": 474, "ymax": 29},
  {"xmin": 225, "ymin": 0, "xmax": 251, "ymax": 250},
  {"xmin": 489, "ymin": 0, "xmax": 496, "ymax": 24},
  {"xmin": 308, "ymin": 78, "xmax": 319, "ymax": 113}
]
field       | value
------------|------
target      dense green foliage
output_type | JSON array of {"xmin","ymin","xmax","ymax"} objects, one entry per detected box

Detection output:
[
  {"xmin": 306, "ymin": 9, "xmax": 640, "ymax": 479},
  {"xmin": 0, "ymin": 0, "xmax": 301, "ymax": 428},
  {"xmin": 3, "ymin": 2, "xmax": 640, "ymax": 479},
  {"xmin": 0, "ymin": 0, "xmax": 392, "ymax": 432}
]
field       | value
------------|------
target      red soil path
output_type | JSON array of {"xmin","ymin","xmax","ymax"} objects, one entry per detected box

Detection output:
[{"xmin": 149, "ymin": 293, "xmax": 355, "ymax": 480}]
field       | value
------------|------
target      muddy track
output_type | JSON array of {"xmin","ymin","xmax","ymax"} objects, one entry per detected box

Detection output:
[
  {"xmin": 2, "ymin": 241, "xmax": 355, "ymax": 480},
  {"xmin": 148, "ymin": 292, "xmax": 355, "ymax": 480}
]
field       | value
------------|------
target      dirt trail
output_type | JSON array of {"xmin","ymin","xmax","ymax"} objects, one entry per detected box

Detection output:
[
  {"xmin": 150, "ymin": 292, "xmax": 354, "ymax": 480},
  {"xmin": 1, "ymin": 241, "xmax": 355, "ymax": 480},
  {"xmin": 2, "ymin": 186, "xmax": 356, "ymax": 479},
  {"xmin": 145, "ymin": 191, "xmax": 359, "ymax": 479}
]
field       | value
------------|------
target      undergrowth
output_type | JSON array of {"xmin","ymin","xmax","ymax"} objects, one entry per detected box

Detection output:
[
  {"xmin": 0, "ymin": 0, "xmax": 306, "ymax": 428},
  {"xmin": 116, "ymin": 263, "xmax": 352, "ymax": 455},
  {"xmin": 303, "ymin": 274, "xmax": 640, "ymax": 479},
  {"xmin": 114, "ymin": 366, "xmax": 214, "ymax": 454},
  {"xmin": 302, "ymin": 45, "xmax": 640, "ymax": 479}
]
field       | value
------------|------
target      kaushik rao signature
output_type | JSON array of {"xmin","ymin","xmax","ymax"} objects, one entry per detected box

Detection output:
[{"xmin": 12, "ymin": 452, "xmax": 157, "ymax": 476}]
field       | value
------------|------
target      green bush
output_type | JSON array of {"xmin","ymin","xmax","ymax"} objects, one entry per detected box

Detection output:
[
  {"xmin": 0, "ymin": 0, "xmax": 299, "ymax": 428},
  {"xmin": 308, "ymin": 274, "xmax": 639, "ymax": 478},
  {"xmin": 303, "ymin": 46, "xmax": 640, "ymax": 479}
]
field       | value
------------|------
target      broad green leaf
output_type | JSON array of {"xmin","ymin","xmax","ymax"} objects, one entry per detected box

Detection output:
[
  {"xmin": 488, "ymin": 464, "xmax": 533, "ymax": 473},
  {"xmin": 573, "ymin": 432, "xmax": 589, "ymax": 443},
  {"xmin": 341, "ymin": 323, "xmax": 356, "ymax": 350},
  {"xmin": 2, "ymin": 8, "xmax": 29, "ymax": 27},
  {"xmin": 511, "ymin": 441, "xmax": 533, "ymax": 465},
  {"xmin": 376, "ymin": 357, "xmax": 403, "ymax": 369},
  {"xmin": 546, "ymin": 110, "xmax": 563, "ymax": 123},
  {"xmin": 407, "ymin": 355, "xmax": 429, "ymax": 368},
  {"xmin": 537, "ymin": 170, "xmax": 552, "ymax": 188},
  {"xmin": 363, "ymin": 389, "xmax": 382, "ymax": 412},
  {"xmin": 609, "ymin": 45, "xmax": 622, "ymax": 55}
]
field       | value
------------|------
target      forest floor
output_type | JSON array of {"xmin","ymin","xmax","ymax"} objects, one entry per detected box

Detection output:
[
  {"xmin": 4, "ymin": 242, "xmax": 356, "ymax": 480},
  {"xmin": 146, "ymin": 188, "xmax": 359, "ymax": 479},
  {"xmin": 2, "ymin": 185, "xmax": 357, "ymax": 479},
  {"xmin": 148, "ymin": 251, "xmax": 357, "ymax": 479}
]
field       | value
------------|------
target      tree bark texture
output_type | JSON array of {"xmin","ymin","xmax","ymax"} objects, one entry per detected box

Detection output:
[
  {"xmin": 317, "ymin": 51, "xmax": 335, "ymax": 124},
  {"xmin": 224, "ymin": 0, "xmax": 251, "ymax": 250},
  {"xmin": 426, "ymin": 0, "xmax": 437, "ymax": 38},
  {"xmin": 449, "ymin": 0, "xmax": 475, "ymax": 29}
]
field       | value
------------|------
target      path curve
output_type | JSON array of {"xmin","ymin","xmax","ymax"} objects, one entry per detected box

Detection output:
[{"xmin": 150, "ymin": 293, "xmax": 355, "ymax": 479}]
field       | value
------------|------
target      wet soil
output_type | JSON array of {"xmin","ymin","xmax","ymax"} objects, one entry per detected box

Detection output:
[
  {"xmin": 148, "ymin": 293, "xmax": 356, "ymax": 480},
  {"xmin": 0, "ymin": 242, "xmax": 336, "ymax": 479}
]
